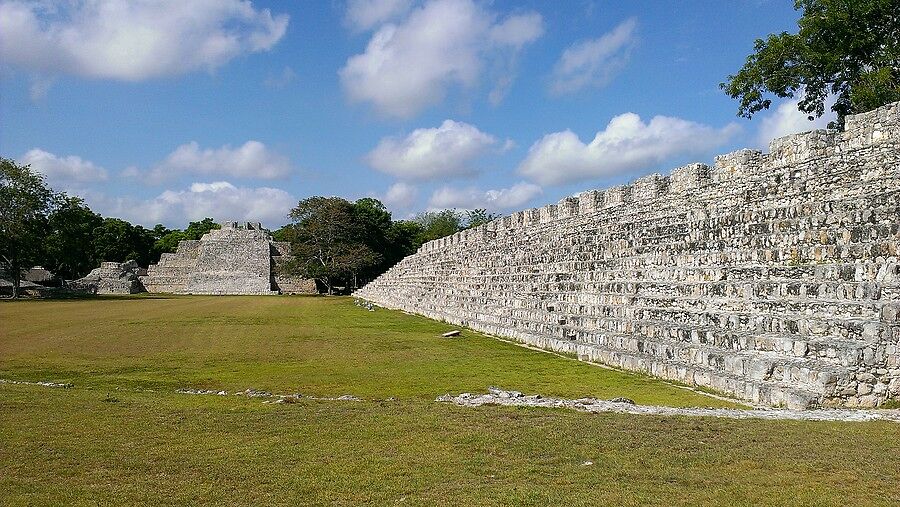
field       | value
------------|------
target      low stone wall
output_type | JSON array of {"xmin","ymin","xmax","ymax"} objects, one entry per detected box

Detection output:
[{"xmin": 357, "ymin": 102, "xmax": 900, "ymax": 409}]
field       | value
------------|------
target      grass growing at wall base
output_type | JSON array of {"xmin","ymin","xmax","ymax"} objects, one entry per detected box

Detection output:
[{"xmin": 1, "ymin": 296, "xmax": 899, "ymax": 506}]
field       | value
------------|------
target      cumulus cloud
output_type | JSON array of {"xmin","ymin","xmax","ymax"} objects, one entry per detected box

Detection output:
[
  {"xmin": 93, "ymin": 181, "xmax": 295, "ymax": 227},
  {"xmin": 345, "ymin": 0, "xmax": 412, "ymax": 31},
  {"xmin": 383, "ymin": 182, "xmax": 418, "ymax": 209},
  {"xmin": 550, "ymin": 18, "xmax": 637, "ymax": 95},
  {"xmin": 0, "ymin": 0, "xmax": 289, "ymax": 81},
  {"xmin": 366, "ymin": 120, "xmax": 497, "ymax": 180},
  {"xmin": 756, "ymin": 97, "xmax": 836, "ymax": 148},
  {"xmin": 519, "ymin": 113, "xmax": 739, "ymax": 186},
  {"xmin": 340, "ymin": 0, "xmax": 543, "ymax": 117},
  {"xmin": 20, "ymin": 148, "xmax": 109, "ymax": 187},
  {"xmin": 150, "ymin": 141, "xmax": 292, "ymax": 182},
  {"xmin": 429, "ymin": 181, "xmax": 541, "ymax": 211}
]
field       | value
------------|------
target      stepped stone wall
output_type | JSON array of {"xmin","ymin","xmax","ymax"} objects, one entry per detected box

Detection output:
[
  {"xmin": 141, "ymin": 222, "xmax": 316, "ymax": 295},
  {"xmin": 357, "ymin": 102, "xmax": 900, "ymax": 409},
  {"xmin": 71, "ymin": 260, "xmax": 146, "ymax": 294}
]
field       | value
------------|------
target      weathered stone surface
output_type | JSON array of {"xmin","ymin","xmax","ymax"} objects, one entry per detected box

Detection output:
[
  {"xmin": 357, "ymin": 101, "xmax": 900, "ymax": 409},
  {"xmin": 141, "ymin": 221, "xmax": 316, "ymax": 295},
  {"xmin": 437, "ymin": 389, "xmax": 900, "ymax": 422},
  {"xmin": 71, "ymin": 260, "xmax": 145, "ymax": 294}
]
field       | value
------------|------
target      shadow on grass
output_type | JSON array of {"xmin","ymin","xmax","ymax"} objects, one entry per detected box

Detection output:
[{"xmin": 1, "ymin": 293, "xmax": 175, "ymax": 302}]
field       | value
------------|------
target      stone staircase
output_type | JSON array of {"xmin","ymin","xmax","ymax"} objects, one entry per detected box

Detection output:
[{"xmin": 357, "ymin": 102, "xmax": 900, "ymax": 409}]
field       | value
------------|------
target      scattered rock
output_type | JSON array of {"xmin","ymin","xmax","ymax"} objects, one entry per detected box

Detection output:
[
  {"xmin": 609, "ymin": 397, "xmax": 636, "ymax": 405},
  {"xmin": 436, "ymin": 389, "xmax": 900, "ymax": 423},
  {"xmin": 0, "ymin": 378, "xmax": 73, "ymax": 389}
]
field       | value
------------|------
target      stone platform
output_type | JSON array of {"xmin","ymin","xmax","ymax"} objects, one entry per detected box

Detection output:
[
  {"xmin": 357, "ymin": 102, "xmax": 900, "ymax": 409},
  {"xmin": 141, "ymin": 222, "xmax": 316, "ymax": 295}
]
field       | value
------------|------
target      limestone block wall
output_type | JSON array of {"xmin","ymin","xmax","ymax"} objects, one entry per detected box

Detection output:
[
  {"xmin": 357, "ymin": 102, "xmax": 900, "ymax": 409},
  {"xmin": 183, "ymin": 226, "xmax": 273, "ymax": 295},
  {"xmin": 141, "ymin": 222, "xmax": 317, "ymax": 295},
  {"xmin": 71, "ymin": 260, "xmax": 145, "ymax": 294}
]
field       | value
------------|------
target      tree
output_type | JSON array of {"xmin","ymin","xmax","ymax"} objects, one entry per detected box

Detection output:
[
  {"xmin": 351, "ymin": 198, "xmax": 394, "ymax": 282},
  {"xmin": 414, "ymin": 209, "xmax": 463, "ymax": 244},
  {"xmin": 152, "ymin": 230, "xmax": 185, "ymax": 260},
  {"xmin": 0, "ymin": 158, "xmax": 55, "ymax": 298},
  {"xmin": 93, "ymin": 218, "xmax": 156, "ymax": 267},
  {"xmin": 282, "ymin": 197, "xmax": 381, "ymax": 294},
  {"xmin": 183, "ymin": 218, "xmax": 220, "ymax": 240},
  {"xmin": 150, "ymin": 218, "xmax": 219, "ymax": 263},
  {"xmin": 43, "ymin": 196, "xmax": 103, "ymax": 280},
  {"xmin": 385, "ymin": 220, "xmax": 424, "ymax": 265},
  {"xmin": 722, "ymin": 0, "xmax": 900, "ymax": 127},
  {"xmin": 464, "ymin": 208, "xmax": 500, "ymax": 229}
]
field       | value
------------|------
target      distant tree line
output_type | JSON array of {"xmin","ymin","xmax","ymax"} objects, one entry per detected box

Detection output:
[
  {"xmin": 2, "ymin": 158, "xmax": 499, "ymax": 297},
  {"xmin": 276, "ymin": 197, "xmax": 498, "ymax": 294},
  {"xmin": 1, "ymin": 158, "xmax": 220, "ymax": 297}
]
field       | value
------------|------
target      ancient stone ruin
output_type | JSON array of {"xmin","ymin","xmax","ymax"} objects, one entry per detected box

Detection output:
[
  {"xmin": 141, "ymin": 221, "xmax": 316, "ymax": 295},
  {"xmin": 71, "ymin": 260, "xmax": 146, "ymax": 294},
  {"xmin": 357, "ymin": 102, "xmax": 900, "ymax": 409}
]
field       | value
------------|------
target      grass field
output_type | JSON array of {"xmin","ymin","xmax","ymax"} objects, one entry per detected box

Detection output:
[{"xmin": 1, "ymin": 296, "xmax": 899, "ymax": 506}]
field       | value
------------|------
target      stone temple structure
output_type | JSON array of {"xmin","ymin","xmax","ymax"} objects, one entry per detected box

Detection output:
[
  {"xmin": 71, "ymin": 260, "xmax": 146, "ymax": 294},
  {"xmin": 141, "ymin": 221, "xmax": 316, "ymax": 295},
  {"xmin": 357, "ymin": 102, "xmax": 900, "ymax": 409}
]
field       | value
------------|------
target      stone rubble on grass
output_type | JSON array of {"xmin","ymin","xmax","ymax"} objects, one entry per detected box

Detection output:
[
  {"xmin": 174, "ymin": 387, "xmax": 361, "ymax": 403},
  {"xmin": 436, "ymin": 388, "xmax": 900, "ymax": 423},
  {"xmin": 176, "ymin": 388, "xmax": 228, "ymax": 395},
  {"xmin": 0, "ymin": 378, "xmax": 73, "ymax": 388}
]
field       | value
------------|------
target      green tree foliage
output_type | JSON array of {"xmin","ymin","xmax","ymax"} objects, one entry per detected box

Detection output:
[
  {"xmin": 722, "ymin": 0, "xmax": 900, "ymax": 127},
  {"xmin": 464, "ymin": 209, "xmax": 500, "ymax": 229},
  {"xmin": 282, "ymin": 197, "xmax": 382, "ymax": 294},
  {"xmin": 414, "ymin": 209, "xmax": 463, "ymax": 244},
  {"xmin": 43, "ymin": 196, "xmax": 103, "ymax": 280},
  {"xmin": 152, "ymin": 230, "xmax": 185, "ymax": 259},
  {"xmin": 150, "ymin": 218, "xmax": 219, "ymax": 262},
  {"xmin": 92, "ymin": 218, "xmax": 156, "ymax": 267},
  {"xmin": 0, "ymin": 159, "xmax": 56, "ymax": 297},
  {"xmin": 385, "ymin": 220, "xmax": 424, "ymax": 266},
  {"xmin": 183, "ymin": 218, "xmax": 221, "ymax": 240}
]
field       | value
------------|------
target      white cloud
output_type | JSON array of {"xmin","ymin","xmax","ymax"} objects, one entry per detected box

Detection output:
[
  {"xmin": 339, "ymin": 0, "xmax": 543, "ymax": 117},
  {"xmin": 429, "ymin": 181, "xmax": 541, "ymax": 211},
  {"xmin": 20, "ymin": 148, "xmax": 108, "ymax": 187},
  {"xmin": 366, "ymin": 120, "xmax": 497, "ymax": 180},
  {"xmin": 756, "ymin": 97, "xmax": 836, "ymax": 147},
  {"xmin": 0, "ymin": 0, "xmax": 288, "ymax": 82},
  {"xmin": 263, "ymin": 66, "xmax": 296, "ymax": 89},
  {"xmin": 550, "ymin": 18, "xmax": 637, "ymax": 95},
  {"xmin": 519, "ymin": 113, "xmax": 739, "ymax": 186},
  {"xmin": 489, "ymin": 11, "xmax": 544, "ymax": 48},
  {"xmin": 345, "ymin": 0, "xmax": 412, "ymax": 31},
  {"xmin": 383, "ymin": 182, "xmax": 418, "ymax": 208},
  {"xmin": 92, "ymin": 181, "xmax": 295, "ymax": 227},
  {"xmin": 151, "ymin": 141, "xmax": 292, "ymax": 182}
]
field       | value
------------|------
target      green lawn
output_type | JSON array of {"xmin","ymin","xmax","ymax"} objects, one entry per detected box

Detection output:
[{"xmin": 1, "ymin": 296, "xmax": 898, "ymax": 506}]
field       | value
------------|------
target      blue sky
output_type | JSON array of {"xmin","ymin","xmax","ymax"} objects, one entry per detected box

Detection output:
[{"xmin": 0, "ymin": 0, "xmax": 832, "ymax": 228}]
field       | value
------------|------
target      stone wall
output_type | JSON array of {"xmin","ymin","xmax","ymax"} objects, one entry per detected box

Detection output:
[
  {"xmin": 356, "ymin": 102, "xmax": 900, "ymax": 409},
  {"xmin": 141, "ymin": 222, "xmax": 317, "ymax": 295},
  {"xmin": 71, "ymin": 260, "xmax": 145, "ymax": 294}
]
